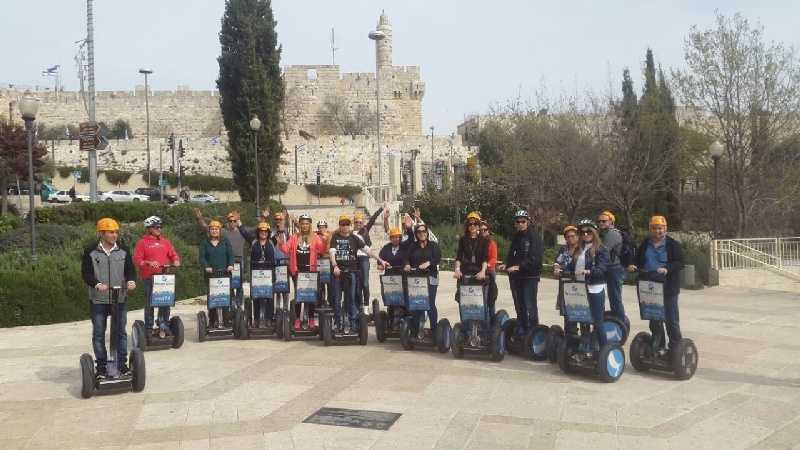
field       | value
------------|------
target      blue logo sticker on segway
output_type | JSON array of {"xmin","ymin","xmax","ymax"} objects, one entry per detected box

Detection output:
[
  {"xmin": 637, "ymin": 280, "xmax": 665, "ymax": 321},
  {"xmin": 532, "ymin": 330, "xmax": 547, "ymax": 356},
  {"xmin": 150, "ymin": 274, "xmax": 176, "ymax": 307},
  {"xmin": 251, "ymin": 269, "xmax": 273, "ymax": 299},
  {"xmin": 296, "ymin": 272, "xmax": 319, "ymax": 303},
  {"xmin": 563, "ymin": 282, "xmax": 592, "ymax": 323},
  {"xmin": 607, "ymin": 349, "xmax": 624, "ymax": 379},
  {"xmin": 602, "ymin": 321, "xmax": 624, "ymax": 343},
  {"xmin": 274, "ymin": 265, "xmax": 289, "ymax": 293},
  {"xmin": 231, "ymin": 263, "xmax": 242, "ymax": 289},
  {"xmin": 208, "ymin": 277, "xmax": 231, "ymax": 309},
  {"xmin": 459, "ymin": 285, "xmax": 485, "ymax": 321},
  {"xmin": 407, "ymin": 276, "xmax": 430, "ymax": 311}
]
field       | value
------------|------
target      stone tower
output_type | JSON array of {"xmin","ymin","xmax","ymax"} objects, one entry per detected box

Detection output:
[{"xmin": 376, "ymin": 11, "xmax": 392, "ymax": 69}]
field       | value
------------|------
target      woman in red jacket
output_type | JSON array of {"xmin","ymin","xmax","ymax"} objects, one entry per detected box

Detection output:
[{"xmin": 278, "ymin": 214, "xmax": 327, "ymax": 329}]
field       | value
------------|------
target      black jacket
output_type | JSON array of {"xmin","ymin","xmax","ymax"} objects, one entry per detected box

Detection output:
[
  {"xmin": 456, "ymin": 236, "xmax": 489, "ymax": 275},
  {"xmin": 506, "ymin": 228, "xmax": 544, "ymax": 278},
  {"xmin": 634, "ymin": 236, "xmax": 684, "ymax": 298},
  {"xmin": 404, "ymin": 240, "xmax": 442, "ymax": 278},
  {"xmin": 567, "ymin": 244, "xmax": 610, "ymax": 285}
]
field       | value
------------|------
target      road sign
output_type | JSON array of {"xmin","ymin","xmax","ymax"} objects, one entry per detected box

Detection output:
[{"xmin": 79, "ymin": 121, "xmax": 99, "ymax": 151}]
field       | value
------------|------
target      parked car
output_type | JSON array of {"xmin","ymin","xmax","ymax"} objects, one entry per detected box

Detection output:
[
  {"xmin": 134, "ymin": 187, "xmax": 178, "ymax": 204},
  {"xmin": 189, "ymin": 193, "xmax": 218, "ymax": 203},
  {"xmin": 48, "ymin": 190, "xmax": 90, "ymax": 203},
  {"xmin": 99, "ymin": 190, "xmax": 149, "ymax": 203}
]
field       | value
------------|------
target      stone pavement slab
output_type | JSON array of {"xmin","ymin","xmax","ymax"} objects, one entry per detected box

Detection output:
[{"xmin": 1, "ymin": 272, "xmax": 799, "ymax": 449}]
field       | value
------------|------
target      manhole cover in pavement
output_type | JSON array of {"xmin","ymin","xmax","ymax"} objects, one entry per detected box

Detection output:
[{"xmin": 303, "ymin": 407, "xmax": 402, "ymax": 430}]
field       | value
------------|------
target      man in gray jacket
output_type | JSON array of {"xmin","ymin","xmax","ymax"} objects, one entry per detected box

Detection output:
[
  {"xmin": 598, "ymin": 210, "xmax": 625, "ymax": 321},
  {"xmin": 81, "ymin": 218, "xmax": 137, "ymax": 378}
]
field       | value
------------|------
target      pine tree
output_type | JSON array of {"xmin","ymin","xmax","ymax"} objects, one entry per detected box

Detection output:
[{"xmin": 217, "ymin": 0, "xmax": 284, "ymax": 201}]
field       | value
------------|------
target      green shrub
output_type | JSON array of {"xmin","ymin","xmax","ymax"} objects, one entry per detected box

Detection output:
[
  {"xmin": 104, "ymin": 169, "xmax": 134, "ymax": 185},
  {"xmin": 305, "ymin": 184, "xmax": 361, "ymax": 198},
  {"xmin": 0, "ymin": 215, "xmax": 22, "ymax": 234},
  {"xmin": 0, "ymin": 223, "xmax": 86, "ymax": 253},
  {"xmin": 141, "ymin": 171, "xmax": 238, "ymax": 192}
]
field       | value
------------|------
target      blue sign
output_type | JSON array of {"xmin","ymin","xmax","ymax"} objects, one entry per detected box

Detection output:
[
  {"xmin": 207, "ymin": 276, "xmax": 231, "ymax": 309},
  {"xmin": 274, "ymin": 265, "xmax": 289, "ymax": 293},
  {"xmin": 296, "ymin": 272, "xmax": 318, "ymax": 303},
  {"xmin": 380, "ymin": 275, "xmax": 404, "ymax": 306},
  {"xmin": 251, "ymin": 269, "xmax": 273, "ymax": 299},
  {"xmin": 563, "ymin": 282, "xmax": 592, "ymax": 323},
  {"xmin": 637, "ymin": 280, "xmax": 665, "ymax": 321},
  {"xmin": 406, "ymin": 276, "xmax": 430, "ymax": 311},
  {"xmin": 318, "ymin": 259, "xmax": 331, "ymax": 284},
  {"xmin": 459, "ymin": 284, "xmax": 485, "ymax": 321},
  {"xmin": 150, "ymin": 274, "xmax": 176, "ymax": 307},
  {"xmin": 231, "ymin": 263, "xmax": 242, "ymax": 289}
]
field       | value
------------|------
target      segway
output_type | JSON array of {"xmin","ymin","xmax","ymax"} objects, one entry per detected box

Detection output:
[
  {"xmin": 451, "ymin": 275, "xmax": 505, "ymax": 361},
  {"xmin": 285, "ymin": 271, "xmax": 322, "ymax": 340},
  {"xmin": 499, "ymin": 275, "xmax": 548, "ymax": 361},
  {"xmin": 131, "ymin": 266, "xmax": 184, "ymax": 351},
  {"xmin": 80, "ymin": 287, "xmax": 145, "ymax": 398},
  {"xmin": 236, "ymin": 262, "xmax": 280, "ymax": 339},
  {"xmin": 272, "ymin": 258, "xmax": 291, "ymax": 340},
  {"xmin": 629, "ymin": 272, "xmax": 698, "ymax": 380},
  {"xmin": 399, "ymin": 269, "xmax": 451, "ymax": 352},
  {"xmin": 544, "ymin": 271, "xmax": 584, "ymax": 364},
  {"xmin": 197, "ymin": 270, "xmax": 237, "ymax": 342},
  {"xmin": 556, "ymin": 277, "xmax": 625, "ymax": 382},
  {"xmin": 374, "ymin": 267, "xmax": 408, "ymax": 342},
  {"xmin": 320, "ymin": 270, "xmax": 369, "ymax": 346}
]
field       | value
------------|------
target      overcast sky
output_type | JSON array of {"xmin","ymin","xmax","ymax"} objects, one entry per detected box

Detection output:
[{"xmin": 2, "ymin": 1, "xmax": 798, "ymax": 132}]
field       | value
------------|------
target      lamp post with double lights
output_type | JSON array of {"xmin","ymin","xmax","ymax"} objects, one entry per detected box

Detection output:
[
  {"xmin": 19, "ymin": 91, "xmax": 41, "ymax": 262},
  {"xmin": 250, "ymin": 116, "xmax": 262, "ymax": 215}
]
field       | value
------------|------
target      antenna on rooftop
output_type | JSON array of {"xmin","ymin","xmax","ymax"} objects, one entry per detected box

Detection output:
[{"xmin": 330, "ymin": 28, "xmax": 339, "ymax": 65}]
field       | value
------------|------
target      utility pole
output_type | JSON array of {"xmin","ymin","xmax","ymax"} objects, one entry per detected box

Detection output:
[
  {"xmin": 139, "ymin": 69, "xmax": 153, "ymax": 185},
  {"xmin": 86, "ymin": 0, "xmax": 98, "ymax": 203}
]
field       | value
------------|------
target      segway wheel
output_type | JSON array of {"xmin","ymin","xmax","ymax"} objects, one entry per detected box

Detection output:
[
  {"xmin": 490, "ymin": 325, "xmax": 505, "ymax": 362},
  {"xmin": 375, "ymin": 310, "xmax": 388, "ymax": 343},
  {"xmin": 132, "ymin": 320, "xmax": 147, "ymax": 352},
  {"xmin": 130, "ymin": 348, "xmax": 146, "ymax": 392},
  {"xmin": 503, "ymin": 318, "xmax": 517, "ymax": 348},
  {"xmin": 233, "ymin": 309, "xmax": 243, "ymax": 339},
  {"xmin": 525, "ymin": 325, "xmax": 550, "ymax": 361},
  {"xmin": 545, "ymin": 325, "xmax": 564, "ymax": 363},
  {"xmin": 597, "ymin": 343, "xmax": 625, "ymax": 383},
  {"xmin": 170, "ymin": 316, "xmax": 184, "ymax": 349},
  {"xmin": 602, "ymin": 312, "xmax": 629, "ymax": 345},
  {"xmin": 245, "ymin": 299, "xmax": 253, "ymax": 328},
  {"xmin": 371, "ymin": 299, "xmax": 380, "ymax": 326},
  {"xmin": 79, "ymin": 353, "xmax": 95, "ymax": 399},
  {"xmin": 358, "ymin": 312, "xmax": 369, "ymax": 345},
  {"xmin": 283, "ymin": 309, "xmax": 293, "ymax": 341},
  {"xmin": 197, "ymin": 311, "xmax": 207, "ymax": 343},
  {"xmin": 556, "ymin": 338, "xmax": 574, "ymax": 374},
  {"xmin": 629, "ymin": 332, "xmax": 652, "ymax": 372},
  {"xmin": 435, "ymin": 319, "xmax": 452, "ymax": 353},
  {"xmin": 275, "ymin": 310, "xmax": 284, "ymax": 339},
  {"xmin": 493, "ymin": 309, "xmax": 510, "ymax": 329},
  {"xmin": 672, "ymin": 338, "xmax": 699, "ymax": 380},
  {"xmin": 451, "ymin": 323, "xmax": 464, "ymax": 359},
  {"xmin": 322, "ymin": 313, "xmax": 333, "ymax": 346},
  {"xmin": 399, "ymin": 318, "xmax": 414, "ymax": 351}
]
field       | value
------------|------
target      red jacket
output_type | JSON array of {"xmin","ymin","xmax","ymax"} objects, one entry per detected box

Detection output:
[
  {"xmin": 279, "ymin": 233, "xmax": 326, "ymax": 276},
  {"xmin": 487, "ymin": 239, "xmax": 498, "ymax": 272},
  {"xmin": 133, "ymin": 234, "xmax": 180, "ymax": 280}
]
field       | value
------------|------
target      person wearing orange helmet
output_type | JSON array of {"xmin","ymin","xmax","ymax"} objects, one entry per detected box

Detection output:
[
  {"xmin": 81, "ymin": 218, "xmax": 137, "ymax": 378},
  {"xmin": 199, "ymin": 219, "xmax": 235, "ymax": 328},
  {"xmin": 628, "ymin": 216, "xmax": 685, "ymax": 355}
]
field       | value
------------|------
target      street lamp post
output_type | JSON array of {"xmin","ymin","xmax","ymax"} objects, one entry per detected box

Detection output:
[
  {"xmin": 250, "ymin": 116, "xmax": 261, "ymax": 216},
  {"xmin": 19, "ymin": 91, "xmax": 40, "ymax": 263},
  {"xmin": 368, "ymin": 29, "xmax": 386, "ymax": 201},
  {"xmin": 709, "ymin": 141, "xmax": 724, "ymax": 237},
  {"xmin": 430, "ymin": 126, "xmax": 435, "ymax": 188},
  {"xmin": 139, "ymin": 69, "xmax": 153, "ymax": 185}
]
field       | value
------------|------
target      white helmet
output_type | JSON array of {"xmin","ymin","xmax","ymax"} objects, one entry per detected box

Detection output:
[
  {"xmin": 144, "ymin": 216, "xmax": 162, "ymax": 228},
  {"xmin": 317, "ymin": 219, "xmax": 328, "ymax": 227}
]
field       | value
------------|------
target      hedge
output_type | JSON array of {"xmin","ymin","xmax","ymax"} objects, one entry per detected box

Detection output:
[
  {"xmin": 305, "ymin": 184, "xmax": 361, "ymax": 198},
  {"xmin": 141, "ymin": 171, "xmax": 238, "ymax": 192}
]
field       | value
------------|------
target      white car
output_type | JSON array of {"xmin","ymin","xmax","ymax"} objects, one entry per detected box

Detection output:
[
  {"xmin": 99, "ymin": 190, "xmax": 149, "ymax": 203},
  {"xmin": 190, "ymin": 193, "xmax": 218, "ymax": 203},
  {"xmin": 48, "ymin": 190, "xmax": 90, "ymax": 203}
]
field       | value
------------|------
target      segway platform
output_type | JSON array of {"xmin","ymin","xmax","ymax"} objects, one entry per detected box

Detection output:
[
  {"xmin": 399, "ymin": 272, "xmax": 451, "ymax": 352},
  {"xmin": 629, "ymin": 275, "xmax": 698, "ymax": 380},
  {"xmin": 132, "ymin": 269, "xmax": 184, "ymax": 351},
  {"xmin": 451, "ymin": 275, "xmax": 505, "ymax": 361},
  {"xmin": 374, "ymin": 269, "xmax": 407, "ymax": 342},
  {"xmin": 284, "ymin": 272, "xmax": 322, "ymax": 340},
  {"xmin": 556, "ymin": 279, "xmax": 625, "ymax": 382},
  {"xmin": 80, "ymin": 287, "xmax": 145, "ymax": 398},
  {"xmin": 197, "ymin": 271, "xmax": 236, "ymax": 342}
]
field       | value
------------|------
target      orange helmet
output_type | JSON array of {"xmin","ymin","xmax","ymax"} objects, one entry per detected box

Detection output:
[
  {"xmin": 562, "ymin": 225, "xmax": 578, "ymax": 236},
  {"xmin": 389, "ymin": 227, "xmax": 403, "ymax": 238},
  {"xmin": 598, "ymin": 210, "xmax": 615, "ymax": 223},
  {"xmin": 650, "ymin": 216, "xmax": 668, "ymax": 228},
  {"xmin": 96, "ymin": 218, "xmax": 120, "ymax": 232},
  {"xmin": 466, "ymin": 211, "xmax": 481, "ymax": 222},
  {"xmin": 257, "ymin": 222, "xmax": 270, "ymax": 232},
  {"xmin": 273, "ymin": 211, "xmax": 285, "ymax": 220},
  {"xmin": 208, "ymin": 220, "xmax": 222, "ymax": 229},
  {"xmin": 338, "ymin": 214, "xmax": 352, "ymax": 225}
]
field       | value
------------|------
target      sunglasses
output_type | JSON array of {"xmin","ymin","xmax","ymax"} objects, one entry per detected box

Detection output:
[
  {"xmin": 467, "ymin": 222, "xmax": 480, "ymax": 226},
  {"xmin": 515, "ymin": 220, "xmax": 527, "ymax": 224},
  {"xmin": 416, "ymin": 229, "xmax": 428, "ymax": 233},
  {"xmin": 580, "ymin": 230, "xmax": 593, "ymax": 235},
  {"xmin": 339, "ymin": 222, "xmax": 350, "ymax": 226},
  {"xmin": 480, "ymin": 228, "xmax": 489, "ymax": 232},
  {"xmin": 598, "ymin": 219, "xmax": 609, "ymax": 223}
]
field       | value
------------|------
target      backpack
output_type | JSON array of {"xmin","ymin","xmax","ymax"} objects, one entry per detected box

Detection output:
[{"xmin": 616, "ymin": 226, "xmax": 636, "ymax": 267}]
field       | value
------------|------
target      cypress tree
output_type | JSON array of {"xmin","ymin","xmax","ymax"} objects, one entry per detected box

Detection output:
[{"xmin": 217, "ymin": 0, "xmax": 284, "ymax": 201}]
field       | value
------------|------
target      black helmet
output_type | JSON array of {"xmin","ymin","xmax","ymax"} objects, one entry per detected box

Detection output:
[
  {"xmin": 514, "ymin": 209, "xmax": 530, "ymax": 220},
  {"xmin": 577, "ymin": 218, "xmax": 597, "ymax": 231}
]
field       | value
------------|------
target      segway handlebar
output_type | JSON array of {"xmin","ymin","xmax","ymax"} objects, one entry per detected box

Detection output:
[
  {"xmin": 110, "ymin": 286, "xmax": 123, "ymax": 302},
  {"xmin": 160, "ymin": 265, "xmax": 175, "ymax": 275},
  {"xmin": 209, "ymin": 269, "xmax": 230, "ymax": 278},
  {"xmin": 637, "ymin": 270, "xmax": 667, "ymax": 283}
]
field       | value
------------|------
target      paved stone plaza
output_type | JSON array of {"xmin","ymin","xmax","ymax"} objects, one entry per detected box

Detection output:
[{"xmin": 1, "ymin": 273, "xmax": 799, "ymax": 450}]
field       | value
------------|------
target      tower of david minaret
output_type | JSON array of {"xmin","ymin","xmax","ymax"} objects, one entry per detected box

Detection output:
[{"xmin": 376, "ymin": 11, "xmax": 393, "ymax": 69}]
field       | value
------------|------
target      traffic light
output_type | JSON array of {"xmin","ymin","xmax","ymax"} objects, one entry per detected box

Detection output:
[
  {"xmin": 179, "ymin": 139, "xmax": 185, "ymax": 158},
  {"xmin": 167, "ymin": 133, "xmax": 175, "ymax": 150}
]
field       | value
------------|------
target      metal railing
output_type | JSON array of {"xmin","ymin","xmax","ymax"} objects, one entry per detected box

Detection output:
[{"xmin": 711, "ymin": 237, "xmax": 800, "ymax": 282}]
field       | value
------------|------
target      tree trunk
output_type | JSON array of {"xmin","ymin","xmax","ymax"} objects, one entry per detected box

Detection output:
[{"xmin": 1, "ymin": 174, "xmax": 7, "ymax": 215}]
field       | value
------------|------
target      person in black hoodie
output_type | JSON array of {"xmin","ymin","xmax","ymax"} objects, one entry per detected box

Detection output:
[
  {"xmin": 500, "ymin": 210, "xmax": 544, "ymax": 337},
  {"xmin": 628, "ymin": 215, "xmax": 684, "ymax": 354},
  {"xmin": 404, "ymin": 223, "xmax": 443, "ymax": 331}
]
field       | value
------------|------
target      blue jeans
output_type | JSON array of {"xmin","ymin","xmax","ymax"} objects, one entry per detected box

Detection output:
[
  {"xmin": 650, "ymin": 293, "xmax": 682, "ymax": 349},
  {"xmin": 91, "ymin": 301, "xmax": 128, "ymax": 368},
  {"xmin": 332, "ymin": 271, "xmax": 359, "ymax": 326},
  {"xmin": 588, "ymin": 290, "xmax": 606, "ymax": 347},
  {"xmin": 509, "ymin": 276, "xmax": 539, "ymax": 332},
  {"xmin": 605, "ymin": 265, "xmax": 626, "ymax": 320},
  {"xmin": 414, "ymin": 283, "xmax": 439, "ymax": 332},
  {"xmin": 487, "ymin": 271, "xmax": 498, "ymax": 318},
  {"xmin": 355, "ymin": 256, "xmax": 371, "ymax": 308},
  {"xmin": 143, "ymin": 278, "xmax": 170, "ymax": 331}
]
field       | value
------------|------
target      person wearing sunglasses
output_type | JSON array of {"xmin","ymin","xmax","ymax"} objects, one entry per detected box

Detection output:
[
  {"xmin": 403, "ymin": 223, "xmax": 442, "ymax": 331},
  {"xmin": 454, "ymin": 211, "xmax": 489, "ymax": 282},
  {"xmin": 480, "ymin": 220, "xmax": 499, "ymax": 317},
  {"xmin": 353, "ymin": 206, "xmax": 386, "ymax": 317},
  {"xmin": 500, "ymin": 210, "xmax": 544, "ymax": 338},
  {"xmin": 568, "ymin": 219, "xmax": 610, "ymax": 350},
  {"xmin": 597, "ymin": 210, "xmax": 626, "ymax": 324},
  {"xmin": 553, "ymin": 225, "xmax": 587, "ymax": 337},
  {"xmin": 133, "ymin": 216, "xmax": 181, "ymax": 338}
]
